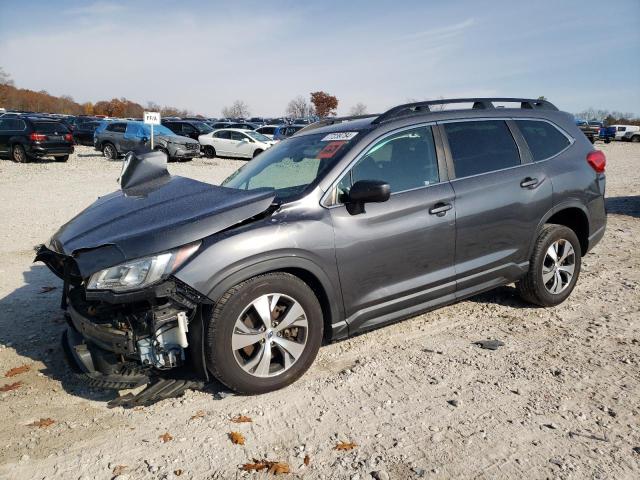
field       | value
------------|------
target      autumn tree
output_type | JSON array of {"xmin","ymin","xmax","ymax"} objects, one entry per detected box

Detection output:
[
  {"xmin": 348, "ymin": 102, "xmax": 368, "ymax": 116},
  {"xmin": 222, "ymin": 100, "xmax": 250, "ymax": 118},
  {"xmin": 310, "ymin": 91, "xmax": 338, "ymax": 118},
  {"xmin": 82, "ymin": 102, "xmax": 94, "ymax": 115},
  {"xmin": 286, "ymin": 95, "xmax": 315, "ymax": 118}
]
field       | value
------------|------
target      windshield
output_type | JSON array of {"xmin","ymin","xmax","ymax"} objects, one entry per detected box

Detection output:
[
  {"xmin": 222, "ymin": 132, "xmax": 359, "ymax": 202},
  {"xmin": 245, "ymin": 131, "xmax": 271, "ymax": 143},
  {"xmin": 125, "ymin": 123, "xmax": 177, "ymax": 138},
  {"xmin": 193, "ymin": 121, "xmax": 213, "ymax": 134}
]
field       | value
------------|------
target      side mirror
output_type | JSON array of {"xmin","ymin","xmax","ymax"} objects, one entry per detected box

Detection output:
[{"xmin": 346, "ymin": 180, "xmax": 390, "ymax": 215}]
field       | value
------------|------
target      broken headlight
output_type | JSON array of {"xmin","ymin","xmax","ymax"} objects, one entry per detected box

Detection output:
[{"xmin": 86, "ymin": 242, "xmax": 200, "ymax": 292}]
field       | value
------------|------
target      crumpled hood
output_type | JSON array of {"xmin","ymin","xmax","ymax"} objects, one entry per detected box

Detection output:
[{"xmin": 46, "ymin": 175, "xmax": 275, "ymax": 276}]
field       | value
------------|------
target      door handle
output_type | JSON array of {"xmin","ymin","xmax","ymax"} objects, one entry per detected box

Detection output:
[
  {"xmin": 429, "ymin": 202, "xmax": 453, "ymax": 216},
  {"xmin": 520, "ymin": 177, "xmax": 539, "ymax": 189}
]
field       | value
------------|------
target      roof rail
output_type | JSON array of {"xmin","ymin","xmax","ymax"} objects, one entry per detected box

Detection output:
[
  {"xmin": 372, "ymin": 97, "xmax": 558, "ymax": 124},
  {"xmin": 294, "ymin": 114, "xmax": 379, "ymax": 135}
]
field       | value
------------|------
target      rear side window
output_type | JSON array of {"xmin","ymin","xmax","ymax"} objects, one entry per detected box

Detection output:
[
  {"xmin": 33, "ymin": 122, "xmax": 68, "ymax": 133},
  {"xmin": 106, "ymin": 123, "xmax": 126, "ymax": 133},
  {"xmin": 444, "ymin": 120, "xmax": 520, "ymax": 178},
  {"xmin": 516, "ymin": 120, "xmax": 570, "ymax": 161},
  {"xmin": 214, "ymin": 130, "xmax": 231, "ymax": 139}
]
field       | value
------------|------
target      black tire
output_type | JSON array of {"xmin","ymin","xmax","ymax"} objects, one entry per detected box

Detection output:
[
  {"xmin": 102, "ymin": 142, "xmax": 117, "ymax": 160},
  {"xmin": 54, "ymin": 155, "xmax": 69, "ymax": 162},
  {"xmin": 203, "ymin": 145, "xmax": 216, "ymax": 158},
  {"xmin": 604, "ymin": 138, "xmax": 611, "ymax": 144},
  {"xmin": 205, "ymin": 272, "xmax": 323, "ymax": 394},
  {"xmin": 516, "ymin": 224, "xmax": 582, "ymax": 307},
  {"xmin": 12, "ymin": 144, "xmax": 29, "ymax": 163},
  {"xmin": 252, "ymin": 149, "xmax": 263, "ymax": 158},
  {"xmin": 631, "ymin": 136, "xmax": 640, "ymax": 143}
]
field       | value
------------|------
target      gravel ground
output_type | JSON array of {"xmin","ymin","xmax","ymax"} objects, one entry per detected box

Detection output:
[{"xmin": 0, "ymin": 143, "xmax": 638, "ymax": 480}]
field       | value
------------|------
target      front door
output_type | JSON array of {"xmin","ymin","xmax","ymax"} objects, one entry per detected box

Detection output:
[{"xmin": 328, "ymin": 125, "xmax": 456, "ymax": 333}]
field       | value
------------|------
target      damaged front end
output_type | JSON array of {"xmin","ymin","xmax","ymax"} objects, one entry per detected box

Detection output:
[{"xmin": 36, "ymin": 244, "xmax": 210, "ymax": 389}]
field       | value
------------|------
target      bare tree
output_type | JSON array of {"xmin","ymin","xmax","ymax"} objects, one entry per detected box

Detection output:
[
  {"xmin": 0, "ymin": 66, "xmax": 14, "ymax": 86},
  {"xmin": 286, "ymin": 95, "xmax": 314, "ymax": 118},
  {"xmin": 222, "ymin": 100, "xmax": 250, "ymax": 119},
  {"xmin": 348, "ymin": 103, "xmax": 368, "ymax": 116}
]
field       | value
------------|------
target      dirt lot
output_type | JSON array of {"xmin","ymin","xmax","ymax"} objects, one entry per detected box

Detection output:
[{"xmin": 0, "ymin": 143, "xmax": 638, "ymax": 480}]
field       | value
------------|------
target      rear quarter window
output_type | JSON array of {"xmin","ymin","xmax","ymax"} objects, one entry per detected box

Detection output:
[
  {"xmin": 444, "ymin": 120, "xmax": 521, "ymax": 178},
  {"xmin": 515, "ymin": 120, "xmax": 571, "ymax": 161}
]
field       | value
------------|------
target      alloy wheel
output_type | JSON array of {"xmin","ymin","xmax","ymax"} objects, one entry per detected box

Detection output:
[
  {"xmin": 542, "ymin": 239, "xmax": 575, "ymax": 294},
  {"xmin": 232, "ymin": 293, "xmax": 308, "ymax": 378}
]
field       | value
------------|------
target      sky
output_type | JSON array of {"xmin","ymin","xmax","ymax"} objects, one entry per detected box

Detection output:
[{"xmin": 0, "ymin": 0, "xmax": 639, "ymax": 117}]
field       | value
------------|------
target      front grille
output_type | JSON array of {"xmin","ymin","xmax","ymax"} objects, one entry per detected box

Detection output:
[{"xmin": 185, "ymin": 143, "xmax": 198, "ymax": 151}]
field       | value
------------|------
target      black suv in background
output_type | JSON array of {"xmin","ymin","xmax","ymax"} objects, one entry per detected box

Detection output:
[
  {"xmin": 37, "ymin": 98, "xmax": 606, "ymax": 395},
  {"xmin": 0, "ymin": 116, "xmax": 74, "ymax": 162},
  {"xmin": 161, "ymin": 120, "xmax": 213, "ymax": 140},
  {"xmin": 73, "ymin": 120, "xmax": 102, "ymax": 146}
]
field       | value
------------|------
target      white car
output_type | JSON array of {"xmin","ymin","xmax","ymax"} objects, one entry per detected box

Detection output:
[
  {"xmin": 199, "ymin": 128, "xmax": 275, "ymax": 159},
  {"xmin": 611, "ymin": 124, "xmax": 640, "ymax": 140},
  {"xmin": 254, "ymin": 125, "xmax": 280, "ymax": 140}
]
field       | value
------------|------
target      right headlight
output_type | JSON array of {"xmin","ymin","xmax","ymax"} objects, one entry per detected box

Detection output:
[{"xmin": 86, "ymin": 242, "xmax": 200, "ymax": 292}]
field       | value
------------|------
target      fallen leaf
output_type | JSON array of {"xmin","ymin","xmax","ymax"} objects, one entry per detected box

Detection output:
[
  {"xmin": 190, "ymin": 410, "xmax": 206, "ymax": 420},
  {"xmin": 159, "ymin": 432, "xmax": 173, "ymax": 443},
  {"xmin": 334, "ymin": 441, "xmax": 358, "ymax": 451},
  {"xmin": 29, "ymin": 418, "xmax": 55, "ymax": 428},
  {"xmin": 112, "ymin": 465, "xmax": 127, "ymax": 476},
  {"xmin": 229, "ymin": 431, "xmax": 245, "ymax": 445},
  {"xmin": 133, "ymin": 406, "xmax": 145, "ymax": 412},
  {"xmin": 39, "ymin": 286, "xmax": 57, "ymax": 293},
  {"xmin": 0, "ymin": 381, "xmax": 23, "ymax": 392},
  {"xmin": 5, "ymin": 365, "xmax": 30, "ymax": 377},
  {"xmin": 174, "ymin": 469, "xmax": 183, "ymax": 476},
  {"xmin": 304, "ymin": 454, "xmax": 310, "ymax": 466},
  {"xmin": 230, "ymin": 414, "xmax": 252, "ymax": 423},
  {"xmin": 241, "ymin": 460, "xmax": 290, "ymax": 475}
]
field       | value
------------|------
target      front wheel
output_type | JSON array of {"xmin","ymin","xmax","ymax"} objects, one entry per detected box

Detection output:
[
  {"xmin": 516, "ymin": 224, "xmax": 581, "ymax": 307},
  {"xmin": 205, "ymin": 273, "xmax": 323, "ymax": 394},
  {"xmin": 252, "ymin": 149, "xmax": 263, "ymax": 158}
]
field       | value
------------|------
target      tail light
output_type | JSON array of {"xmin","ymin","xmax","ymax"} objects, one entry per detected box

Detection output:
[
  {"xmin": 587, "ymin": 150, "xmax": 606, "ymax": 173},
  {"xmin": 30, "ymin": 133, "xmax": 47, "ymax": 142},
  {"xmin": 64, "ymin": 133, "xmax": 73, "ymax": 142}
]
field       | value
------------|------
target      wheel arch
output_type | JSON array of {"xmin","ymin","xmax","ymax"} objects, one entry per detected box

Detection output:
[
  {"xmin": 206, "ymin": 257, "xmax": 345, "ymax": 344},
  {"xmin": 532, "ymin": 203, "xmax": 590, "ymax": 256}
]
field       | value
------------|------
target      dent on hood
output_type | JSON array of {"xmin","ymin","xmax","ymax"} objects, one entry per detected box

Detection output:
[{"xmin": 39, "ymin": 151, "xmax": 276, "ymax": 277}]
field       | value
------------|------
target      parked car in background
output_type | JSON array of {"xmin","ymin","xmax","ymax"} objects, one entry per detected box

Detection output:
[
  {"xmin": 612, "ymin": 125, "xmax": 640, "ymax": 140},
  {"xmin": 162, "ymin": 120, "xmax": 213, "ymax": 140},
  {"xmin": 575, "ymin": 119, "xmax": 601, "ymax": 144},
  {"xmin": 73, "ymin": 120, "xmax": 102, "ymax": 146},
  {"xmin": 198, "ymin": 128, "xmax": 275, "ymax": 159},
  {"xmin": 255, "ymin": 125, "xmax": 281, "ymax": 139},
  {"xmin": 228, "ymin": 122, "xmax": 257, "ymax": 130},
  {"xmin": 94, "ymin": 121, "xmax": 200, "ymax": 161},
  {"xmin": 622, "ymin": 130, "xmax": 640, "ymax": 142},
  {"xmin": 598, "ymin": 126, "xmax": 616, "ymax": 143},
  {"xmin": 209, "ymin": 122, "xmax": 233, "ymax": 130},
  {"xmin": 273, "ymin": 124, "xmax": 305, "ymax": 140},
  {"xmin": 0, "ymin": 116, "xmax": 73, "ymax": 162}
]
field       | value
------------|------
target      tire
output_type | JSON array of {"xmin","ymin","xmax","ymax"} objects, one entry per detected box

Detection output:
[
  {"xmin": 631, "ymin": 136, "xmax": 640, "ymax": 143},
  {"xmin": 203, "ymin": 145, "xmax": 216, "ymax": 158},
  {"xmin": 154, "ymin": 147, "xmax": 171, "ymax": 161},
  {"xmin": 102, "ymin": 143, "xmax": 117, "ymax": 160},
  {"xmin": 252, "ymin": 149, "xmax": 263, "ymax": 158},
  {"xmin": 516, "ymin": 224, "xmax": 582, "ymax": 307},
  {"xmin": 205, "ymin": 272, "xmax": 323, "ymax": 394},
  {"xmin": 54, "ymin": 155, "xmax": 69, "ymax": 162},
  {"xmin": 12, "ymin": 144, "xmax": 29, "ymax": 163}
]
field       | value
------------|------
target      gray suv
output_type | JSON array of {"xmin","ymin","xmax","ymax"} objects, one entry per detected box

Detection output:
[
  {"xmin": 36, "ymin": 98, "xmax": 606, "ymax": 395},
  {"xmin": 94, "ymin": 121, "xmax": 200, "ymax": 162}
]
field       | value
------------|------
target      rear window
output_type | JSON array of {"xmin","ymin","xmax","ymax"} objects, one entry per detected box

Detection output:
[
  {"xmin": 515, "ymin": 120, "xmax": 571, "ymax": 161},
  {"xmin": 444, "ymin": 120, "xmax": 520, "ymax": 178},
  {"xmin": 33, "ymin": 122, "xmax": 69, "ymax": 133}
]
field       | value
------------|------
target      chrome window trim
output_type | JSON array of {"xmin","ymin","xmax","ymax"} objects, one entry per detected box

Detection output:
[{"xmin": 320, "ymin": 122, "xmax": 441, "ymax": 208}]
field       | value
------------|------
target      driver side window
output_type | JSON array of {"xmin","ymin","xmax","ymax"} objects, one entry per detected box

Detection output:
[{"xmin": 336, "ymin": 126, "xmax": 439, "ymax": 203}]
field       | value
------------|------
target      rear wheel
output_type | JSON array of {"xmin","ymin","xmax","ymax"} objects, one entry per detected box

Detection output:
[
  {"xmin": 12, "ymin": 144, "xmax": 29, "ymax": 163},
  {"xmin": 205, "ymin": 273, "xmax": 323, "ymax": 394},
  {"xmin": 102, "ymin": 143, "xmax": 117, "ymax": 160},
  {"xmin": 632, "ymin": 135, "xmax": 640, "ymax": 143},
  {"xmin": 55, "ymin": 155, "xmax": 69, "ymax": 162},
  {"xmin": 203, "ymin": 145, "xmax": 216, "ymax": 158},
  {"xmin": 516, "ymin": 224, "xmax": 581, "ymax": 307}
]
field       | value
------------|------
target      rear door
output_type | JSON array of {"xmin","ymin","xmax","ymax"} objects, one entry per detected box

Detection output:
[
  {"xmin": 440, "ymin": 119, "xmax": 553, "ymax": 297},
  {"xmin": 229, "ymin": 130, "xmax": 252, "ymax": 157},
  {"xmin": 212, "ymin": 130, "xmax": 232, "ymax": 155},
  {"xmin": 0, "ymin": 119, "xmax": 9, "ymax": 155}
]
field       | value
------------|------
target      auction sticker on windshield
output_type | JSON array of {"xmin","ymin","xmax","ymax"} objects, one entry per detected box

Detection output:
[
  {"xmin": 317, "ymin": 141, "xmax": 347, "ymax": 159},
  {"xmin": 321, "ymin": 132, "xmax": 358, "ymax": 141}
]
